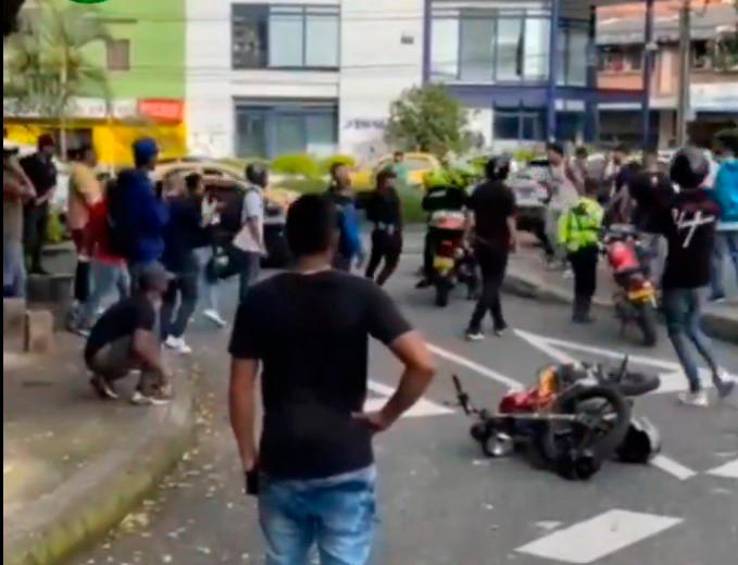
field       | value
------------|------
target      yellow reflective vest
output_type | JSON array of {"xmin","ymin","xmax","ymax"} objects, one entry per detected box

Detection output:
[{"xmin": 558, "ymin": 197, "xmax": 604, "ymax": 253}]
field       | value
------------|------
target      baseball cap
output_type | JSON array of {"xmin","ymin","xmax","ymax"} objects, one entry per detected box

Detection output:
[
  {"xmin": 137, "ymin": 262, "xmax": 173, "ymax": 292},
  {"xmin": 38, "ymin": 133, "xmax": 55, "ymax": 150},
  {"xmin": 133, "ymin": 137, "xmax": 159, "ymax": 166}
]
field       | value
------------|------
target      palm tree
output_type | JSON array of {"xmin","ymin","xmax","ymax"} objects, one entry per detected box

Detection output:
[{"xmin": 4, "ymin": 0, "xmax": 111, "ymax": 155}]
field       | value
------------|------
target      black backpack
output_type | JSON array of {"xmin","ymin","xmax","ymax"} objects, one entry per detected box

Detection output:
[{"xmin": 105, "ymin": 176, "xmax": 130, "ymax": 258}]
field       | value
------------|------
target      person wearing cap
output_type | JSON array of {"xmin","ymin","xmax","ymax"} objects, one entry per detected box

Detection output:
[
  {"xmin": 630, "ymin": 147, "xmax": 735, "ymax": 407},
  {"xmin": 542, "ymin": 142, "xmax": 579, "ymax": 271},
  {"xmin": 84, "ymin": 262, "xmax": 172, "ymax": 405},
  {"xmin": 4, "ymin": 141, "xmax": 36, "ymax": 297},
  {"xmin": 365, "ymin": 168, "xmax": 403, "ymax": 286},
  {"xmin": 20, "ymin": 133, "xmax": 57, "ymax": 275},
  {"xmin": 109, "ymin": 138, "xmax": 169, "ymax": 288}
]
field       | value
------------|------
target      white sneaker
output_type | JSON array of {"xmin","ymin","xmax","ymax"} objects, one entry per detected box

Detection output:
[
  {"xmin": 130, "ymin": 390, "xmax": 171, "ymax": 406},
  {"xmin": 164, "ymin": 335, "xmax": 192, "ymax": 355},
  {"xmin": 203, "ymin": 309, "xmax": 227, "ymax": 328},
  {"xmin": 677, "ymin": 390, "xmax": 710, "ymax": 407},
  {"xmin": 176, "ymin": 339, "xmax": 192, "ymax": 355},
  {"xmin": 465, "ymin": 330, "xmax": 485, "ymax": 342}
]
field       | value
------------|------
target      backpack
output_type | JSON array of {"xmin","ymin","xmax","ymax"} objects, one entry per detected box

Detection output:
[{"xmin": 104, "ymin": 177, "xmax": 130, "ymax": 258}]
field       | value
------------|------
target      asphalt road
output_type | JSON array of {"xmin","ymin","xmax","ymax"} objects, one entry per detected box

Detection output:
[{"xmin": 74, "ymin": 255, "xmax": 738, "ymax": 565}]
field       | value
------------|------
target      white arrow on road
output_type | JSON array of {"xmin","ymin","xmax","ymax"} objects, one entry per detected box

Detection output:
[{"xmin": 365, "ymin": 379, "xmax": 453, "ymax": 418}]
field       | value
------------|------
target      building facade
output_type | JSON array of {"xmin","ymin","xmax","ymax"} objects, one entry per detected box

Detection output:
[
  {"xmin": 597, "ymin": 0, "xmax": 738, "ymax": 148},
  {"xmin": 187, "ymin": 0, "xmax": 643, "ymax": 162},
  {"xmin": 4, "ymin": 0, "xmax": 187, "ymax": 166}
]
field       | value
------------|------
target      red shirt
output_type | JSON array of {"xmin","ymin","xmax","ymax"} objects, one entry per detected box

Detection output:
[{"xmin": 86, "ymin": 200, "xmax": 126, "ymax": 266}]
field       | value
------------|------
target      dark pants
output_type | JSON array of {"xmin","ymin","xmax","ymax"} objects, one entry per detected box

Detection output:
[
  {"xmin": 423, "ymin": 227, "xmax": 444, "ymax": 279},
  {"xmin": 24, "ymin": 203, "xmax": 48, "ymax": 272},
  {"xmin": 71, "ymin": 229, "xmax": 90, "ymax": 303},
  {"xmin": 366, "ymin": 229, "xmax": 402, "ymax": 286},
  {"xmin": 533, "ymin": 221, "xmax": 555, "ymax": 258},
  {"xmin": 468, "ymin": 245, "xmax": 509, "ymax": 332},
  {"xmin": 161, "ymin": 260, "xmax": 199, "ymax": 340},
  {"xmin": 333, "ymin": 253, "xmax": 352, "ymax": 272},
  {"xmin": 569, "ymin": 246, "xmax": 599, "ymax": 299}
]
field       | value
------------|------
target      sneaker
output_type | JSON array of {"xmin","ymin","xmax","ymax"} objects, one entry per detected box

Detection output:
[
  {"xmin": 90, "ymin": 375, "xmax": 119, "ymax": 400},
  {"xmin": 493, "ymin": 324, "xmax": 508, "ymax": 337},
  {"xmin": 164, "ymin": 335, "xmax": 181, "ymax": 350},
  {"xmin": 709, "ymin": 294, "xmax": 726, "ymax": 304},
  {"xmin": 203, "ymin": 309, "xmax": 227, "ymax": 328},
  {"xmin": 562, "ymin": 268, "xmax": 574, "ymax": 279},
  {"xmin": 715, "ymin": 378, "xmax": 735, "ymax": 400},
  {"xmin": 677, "ymin": 390, "xmax": 709, "ymax": 407},
  {"xmin": 130, "ymin": 390, "xmax": 171, "ymax": 406},
  {"xmin": 164, "ymin": 336, "xmax": 192, "ymax": 355},
  {"xmin": 465, "ymin": 330, "xmax": 485, "ymax": 342},
  {"xmin": 175, "ymin": 339, "xmax": 192, "ymax": 355},
  {"xmin": 72, "ymin": 327, "xmax": 91, "ymax": 339}
]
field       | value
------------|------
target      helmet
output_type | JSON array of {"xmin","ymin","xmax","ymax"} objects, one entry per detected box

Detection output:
[
  {"xmin": 245, "ymin": 163, "xmax": 268, "ymax": 187},
  {"xmin": 485, "ymin": 155, "xmax": 511, "ymax": 181},
  {"xmin": 669, "ymin": 146, "xmax": 709, "ymax": 189}
]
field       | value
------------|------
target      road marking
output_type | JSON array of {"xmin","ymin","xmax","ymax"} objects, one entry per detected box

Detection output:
[
  {"xmin": 427, "ymin": 343, "xmax": 524, "ymax": 390},
  {"xmin": 650, "ymin": 455, "xmax": 698, "ymax": 481},
  {"xmin": 365, "ymin": 380, "xmax": 453, "ymax": 418},
  {"xmin": 706, "ymin": 459, "xmax": 738, "ymax": 479},
  {"xmin": 515, "ymin": 509, "xmax": 683, "ymax": 564}
]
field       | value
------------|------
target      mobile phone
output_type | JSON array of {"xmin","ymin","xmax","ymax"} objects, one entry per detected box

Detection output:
[{"xmin": 245, "ymin": 469, "xmax": 260, "ymax": 496}]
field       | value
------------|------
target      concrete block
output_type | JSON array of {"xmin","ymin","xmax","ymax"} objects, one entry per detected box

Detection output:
[
  {"xmin": 24, "ymin": 309, "xmax": 55, "ymax": 354},
  {"xmin": 3, "ymin": 298, "xmax": 26, "ymax": 337}
]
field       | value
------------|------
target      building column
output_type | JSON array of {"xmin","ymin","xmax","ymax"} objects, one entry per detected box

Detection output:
[
  {"xmin": 584, "ymin": 5, "xmax": 598, "ymax": 143},
  {"xmin": 642, "ymin": 0, "xmax": 656, "ymax": 149},
  {"xmin": 422, "ymin": 0, "xmax": 432, "ymax": 84},
  {"xmin": 546, "ymin": 0, "xmax": 561, "ymax": 141}
]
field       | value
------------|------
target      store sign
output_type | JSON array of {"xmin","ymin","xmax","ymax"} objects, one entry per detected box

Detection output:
[
  {"xmin": 690, "ymin": 83, "xmax": 738, "ymax": 112},
  {"xmin": 138, "ymin": 99, "xmax": 184, "ymax": 122},
  {"xmin": 343, "ymin": 118, "xmax": 387, "ymax": 130}
]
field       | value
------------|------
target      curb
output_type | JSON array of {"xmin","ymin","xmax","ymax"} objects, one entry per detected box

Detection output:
[
  {"xmin": 503, "ymin": 267, "xmax": 738, "ymax": 346},
  {"xmin": 4, "ymin": 378, "xmax": 197, "ymax": 565}
]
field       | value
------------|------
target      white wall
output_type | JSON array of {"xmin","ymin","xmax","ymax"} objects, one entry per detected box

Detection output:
[
  {"xmin": 338, "ymin": 0, "xmax": 425, "ymax": 162},
  {"xmin": 186, "ymin": 0, "xmax": 340, "ymax": 158}
]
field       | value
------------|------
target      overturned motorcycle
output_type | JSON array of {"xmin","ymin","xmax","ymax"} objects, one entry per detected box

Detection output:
[{"xmin": 452, "ymin": 357, "xmax": 661, "ymax": 480}]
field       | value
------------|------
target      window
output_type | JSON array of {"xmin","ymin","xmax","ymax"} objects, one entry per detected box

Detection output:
[
  {"xmin": 497, "ymin": 17, "xmax": 523, "ymax": 81},
  {"xmin": 430, "ymin": 8, "xmax": 552, "ymax": 83},
  {"xmin": 494, "ymin": 107, "xmax": 545, "ymax": 141},
  {"xmin": 459, "ymin": 18, "xmax": 495, "ymax": 81},
  {"xmin": 235, "ymin": 102, "xmax": 337, "ymax": 158},
  {"xmin": 557, "ymin": 25, "xmax": 589, "ymax": 87},
  {"xmin": 232, "ymin": 4, "xmax": 339, "ymax": 70},
  {"xmin": 106, "ymin": 39, "xmax": 130, "ymax": 71}
]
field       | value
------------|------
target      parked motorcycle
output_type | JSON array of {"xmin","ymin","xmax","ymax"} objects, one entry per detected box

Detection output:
[
  {"xmin": 428, "ymin": 210, "xmax": 477, "ymax": 307},
  {"xmin": 602, "ymin": 225, "xmax": 659, "ymax": 347},
  {"xmin": 453, "ymin": 355, "xmax": 661, "ymax": 481}
]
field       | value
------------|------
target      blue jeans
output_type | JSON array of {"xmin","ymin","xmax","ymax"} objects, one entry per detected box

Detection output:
[
  {"xmin": 3, "ymin": 240, "xmax": 26, "ymax": 298},
  {"xmin": 711, "ymin": 230, "xmax": 738, "ymax": 298},
  {"xmin": 80, "ymin": 261, "xmax": 130, "ymax": 327},
  {"xmin": 663, "ymin": 288, "xmax": 721, "ymax": 392},
  {"xmin": 259, "ymin": 466, "xmax": 377, "ymax": 565}
]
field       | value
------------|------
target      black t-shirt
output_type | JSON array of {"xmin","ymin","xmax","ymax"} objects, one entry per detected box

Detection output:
[
  {"xmin": 468, "ymin": 181, "xmax": 516, "ymax": 249},
  {"xmin": 366, "ymin": 188, "xmax": 402, "ymax": 228},
  {"xmin": 20, "ymin": 153, "xmax": 57, "ymax": 199},
  {"xmin": 163, "ymin": 195, "xmax": 205, "ymax": 273},
  {"xmin": 85, "ymin": 296, "xmax": 157, "ymax": 362},
  {"xmin": 229, "ymin": 271, "xmax": 412, "ymax": 480}
]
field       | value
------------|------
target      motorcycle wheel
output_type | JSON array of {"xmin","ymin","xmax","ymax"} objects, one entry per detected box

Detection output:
[
  {"xmin": 636, "ymin": 302, "xmax": 658, "ymax": 347},
  {"xmin": 435, "ymin": 283, "xmax": 451, "ymax": 307},
  {"xmin": 615, "ymin": 371, "xmax": 661, "ymax": 396},
  {"xmin": 539, "ymin": 385, "xmax": 631, "ymax": 467}
]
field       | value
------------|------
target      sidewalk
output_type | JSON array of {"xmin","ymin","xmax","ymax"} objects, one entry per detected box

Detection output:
[
  {"xmin": 3, "ymin": 333, "xmax": 196, "ymax": 565},
  {"xmin": 503, "ymin": 233, "xmax": 738, "ymax": 346}
]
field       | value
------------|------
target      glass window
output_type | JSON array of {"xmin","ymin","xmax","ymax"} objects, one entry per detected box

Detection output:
[
  {"xmin": 274, "ymin": 113, "xmax": 305, "ymax": 155},
  {"xmin": 496, "ymin": 17, "xmax": 523, "ymax": 81},
  {"xmin": 236, "ymin": 108, "xmax": 268, "ymax": 157},
  {"xmin": 556, "ymin": 28, "xmax": 567, "ymax": 86},
  {"xmin": 431, "ymin": 18, "xmax": 459, "ymax": 80},
  {"xmin": 232, "ymin": 5, "xmax": 268, "ymax": 69},
  {"xmin": 232, "ymin": 4, "xmax": 339, "ymax": 70},
  {"xmin": 494, "ymin": 110, "xmax": 520, "ymax": 140},
  {"xmin": 522, "ymin": 110, "xmax": 545, "ymax": 140},
  {"xmin": 269, "ymin": 10, "xmax": 303, "ymax": 67},
  {"xmin": 305, "ymin": 113, "xmax": 336, "ymax": 156},
  {"xmin": 106, "ymin": 39, "xmax": 130, "ymax": 71},
  {"xmin": 524, "ymin": 18, "xmax": 549, "ymax": 80},
  {"xmin": 460, "ymin": 18, "xmax": 495, "ymax": 82},
  {"xmin": 306, "ymin": 14, "xmax": 339, "ymax": 67},
  {"xmin": 567, "ymin": 28, "xmax": 588, "ymax": 86}
]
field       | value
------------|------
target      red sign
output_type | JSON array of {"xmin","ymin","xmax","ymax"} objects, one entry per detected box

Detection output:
[{"xmin": 137, "ymin": 99, "xmax": 184, "ymax": 123}]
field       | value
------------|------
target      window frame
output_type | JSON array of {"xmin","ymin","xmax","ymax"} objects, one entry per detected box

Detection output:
[
  {"xmin": 493, "ymin": 106, "xmax": 546, "ymax": 142},
  {"xmin": 106, "ymin": 38, "xmax": 131, "ymax": 72},
  {"xmin": 231, "ymin": 3, "xmax": 340, "ymax": 71}
]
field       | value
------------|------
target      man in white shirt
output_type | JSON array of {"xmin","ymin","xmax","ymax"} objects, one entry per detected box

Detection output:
[
  {"xmin": 232, "ymin": 164, "xmax": 266, "ymax": 304},
  {"xmin": 543, "ymin": 142, "xmax": 579, "ymax": 269}
]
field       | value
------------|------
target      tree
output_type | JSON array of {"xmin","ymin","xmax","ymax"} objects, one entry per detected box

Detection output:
[
  {"xmin": 385, "ymin": 84, "xmax": 471, "ymax": 158},
  {"xmin": 4, "ymin": 0, "xmax": 111, "ymax": 153}
]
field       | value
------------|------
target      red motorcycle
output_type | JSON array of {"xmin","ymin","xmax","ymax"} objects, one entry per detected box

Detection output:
[
  {"xmin": 428, "ymin": 210, "xmax": 477, "ymax": 307},
  {"xmin": 602, "ymin": 225, "xmax": 659, "ymax": 347}
]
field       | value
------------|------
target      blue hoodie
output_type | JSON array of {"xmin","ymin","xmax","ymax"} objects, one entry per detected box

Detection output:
[
  {"xmin": 114, "ymin": 169, "xmax": 170, "ymax": 263},
  {"xmin": 713, "ymin": 159, "xmax": 738, "ymax": 224}
]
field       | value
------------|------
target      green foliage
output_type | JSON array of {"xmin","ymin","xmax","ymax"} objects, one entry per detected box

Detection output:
[
  {"xmin": 272, "ymin": 177, "xmax": 326, "ymax": 194},
  {"xmin": 397, "ymin": 185, "xmax": 425, "ymax": 224},
  {"xmin": 319, "ymin": 154, "xmax": 357, "ymax": 175},
  {"xmin": 512, "ymin": 148, "xmax": 538, "ymax": 164},
  {"xmin": 218, "ymin": 157, "xmax": 270, "ymax": 173},
  {"xmin": 385, "ymin": 84, "xmax": 471, "ymax": 159},
  {"xmin": 4, "ymin": 0, "xmax": 111, "ymax": 119},
  {"xmin": 422, "ymin": 165, "xmax": 480, "ymax": 191},
  {"xmin": 270, "ymin": 154, "xmax": 320, "ymax": 178}
]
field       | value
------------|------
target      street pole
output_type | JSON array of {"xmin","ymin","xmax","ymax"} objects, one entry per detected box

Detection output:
[
  {"xmin": 60, "ymin": 45, "xmax": 68, "ymax": 159},
  {"xmin": 546, "ymin": 0, "xmax": 561, "ymax": 142},
  {"xmin": 642, "ymin": 0, "xmax": 655, "ymax": 149},
  {"xmin": 676, "ymin": 0, "xmax": 691, "ymax": 146}
]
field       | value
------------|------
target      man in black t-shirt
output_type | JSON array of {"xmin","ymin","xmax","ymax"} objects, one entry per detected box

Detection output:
[
  {"xmin": 228, "ymin": 194, "xmax": 435, "ymax": 564},
  {"xmin": 465, "ymin": 156, "xmax": 518, "ymax": 341},
  {"xmin": 85, "ymin": 263, "xmax": 173, "ymax": 406},
  {"xmin": 20, "ymin": 134, "xmax": 57, "ymax": 274}
]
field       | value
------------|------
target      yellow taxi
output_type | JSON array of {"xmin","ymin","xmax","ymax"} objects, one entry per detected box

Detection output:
[{"xmin": 350, "ymin": 152, "xmax": 442, "ymax": 192}]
